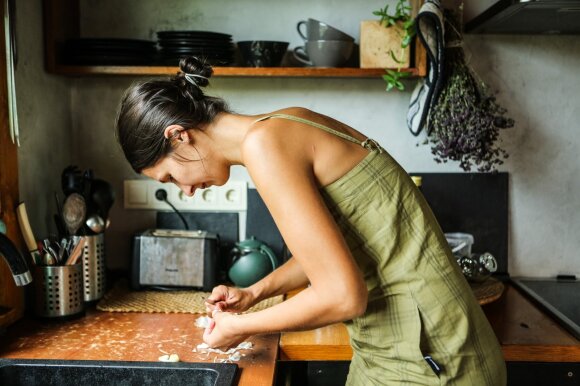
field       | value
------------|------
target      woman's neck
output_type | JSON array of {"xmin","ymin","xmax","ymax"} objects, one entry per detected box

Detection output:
[{"xmin": 204, "ymin": 112, "xmax": 259, "ymax": 166}]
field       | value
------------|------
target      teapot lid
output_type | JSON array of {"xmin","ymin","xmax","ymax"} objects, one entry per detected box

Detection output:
[{"xmin": 236, "ymin": 236, "xmax": 264, "ymax": 250}]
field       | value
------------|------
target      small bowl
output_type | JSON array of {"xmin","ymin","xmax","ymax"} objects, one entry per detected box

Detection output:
[{"xmin": 237, "ymin": 41, "xmax": 289, "ymax": 67}]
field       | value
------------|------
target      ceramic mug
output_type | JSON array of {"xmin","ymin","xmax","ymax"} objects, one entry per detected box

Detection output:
[
  {"xmin": 296, "ymin": 18, "xmax": 355, "ymax": 42},
  {"xmin": 293, "ymin": 40, "xmax": 354, "ymax": 67}
]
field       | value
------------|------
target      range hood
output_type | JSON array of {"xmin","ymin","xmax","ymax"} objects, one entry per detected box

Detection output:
[{"xmin": 464, "ymin": 0, "xmax": 580, "ymax": 34}]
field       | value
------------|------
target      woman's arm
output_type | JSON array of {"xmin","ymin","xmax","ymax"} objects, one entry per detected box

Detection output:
[
  {"xmin": 249, "ymin": 256, "xmax": 309, "ymax": 302},
  {"xmin": 205, "ymin": 256, "xmax": 309, "ymax": 313},
  {"xmin": 203, "ymin": 122, "xmax": 368, "ymax": 347}
]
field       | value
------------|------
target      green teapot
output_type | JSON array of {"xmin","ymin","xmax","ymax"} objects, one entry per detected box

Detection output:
[{"xmin": 228, "ymin": 237, "xmax": 279, "ymax": 287}]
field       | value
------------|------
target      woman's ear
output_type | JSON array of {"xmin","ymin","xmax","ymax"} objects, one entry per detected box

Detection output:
[{"xmin": 163, "ymin": 125, "xmax": 191, "ymax": 143}]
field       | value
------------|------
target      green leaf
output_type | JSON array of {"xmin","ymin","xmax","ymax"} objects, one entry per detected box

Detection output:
[
  {"xmin": 389, "ymin": 50, "xmax": 404, "ymax": 64},
  {"xmin": 382, "ymin": 74, "xmax": 394, "ymax": 83}
]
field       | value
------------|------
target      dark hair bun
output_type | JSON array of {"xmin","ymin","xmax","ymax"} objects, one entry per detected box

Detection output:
[{"xmin": 178, "ymin": 56, "xmax": 213, "ymax": 87}]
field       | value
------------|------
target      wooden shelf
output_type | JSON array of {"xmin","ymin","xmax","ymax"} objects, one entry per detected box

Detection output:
[
  {"xmin": 48, "ymin": 65, "xmax": 423, "ymax": 78},
  {"xmin": 43, "ymin": 0, "xmax": 427, "ymax": 79}
]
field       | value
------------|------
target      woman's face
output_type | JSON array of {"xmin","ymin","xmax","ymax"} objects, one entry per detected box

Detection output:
[{"xmin": 142, "ymin": 142, "xmax": 230, "ymax": 197}]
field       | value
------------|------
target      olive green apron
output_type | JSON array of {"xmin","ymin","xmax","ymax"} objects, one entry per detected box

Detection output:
[{"xmin": 258, "ymin": 114, "xmax": 507, "ymax": 385}]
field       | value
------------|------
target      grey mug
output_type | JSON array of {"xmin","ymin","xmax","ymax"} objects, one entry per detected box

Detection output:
[
  {"xmin": 296, "ymin": 18, "xmax": 355, "ymax": 42},
  {"xmin": 293, "ymin": 40, "xmax": 354, "ymax": 67}
]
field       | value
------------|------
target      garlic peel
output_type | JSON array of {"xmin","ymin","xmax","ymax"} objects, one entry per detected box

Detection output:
[
  {"xmin": 194, "ymin": 316, "xmax": 212, "ymax": 329},
  {"xmin": 158, "ymin": 353, "xmax": 180, "ymax": 362}
]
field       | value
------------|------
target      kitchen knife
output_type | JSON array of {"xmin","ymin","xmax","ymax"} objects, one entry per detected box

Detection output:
[
  {"xmin": 15, "ymin": 202, "xmax": 41, "ymax": 265},
  {"xmin": 0, "ymin": 233, "xmax": 32, "ymax": 286}
]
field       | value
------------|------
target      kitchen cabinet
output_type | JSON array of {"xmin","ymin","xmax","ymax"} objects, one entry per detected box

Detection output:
[
  {"xmin": 279, "ymin": 361, "xmax": 580, "ymax": 386},
  {"xmin": 0, "ymin": 3, "xmax": 25, "ymax": 330},
  {"xmin": 43, "ymin": 0, "xmax": 426, "ymax": 78}
]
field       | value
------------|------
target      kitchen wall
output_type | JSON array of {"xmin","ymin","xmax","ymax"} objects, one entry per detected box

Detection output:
[
  {"xmin": 15, "ymin": 1, "xmax": 580, "ymax": 277},
  {"xmin": 13, "ymin": 1, "xmax": 73, "ymax": 233}
]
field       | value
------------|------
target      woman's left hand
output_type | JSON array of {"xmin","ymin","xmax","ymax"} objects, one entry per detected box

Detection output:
[{"xmin": 202, "ymin": 310, "xmax": 249, "ymax": 349}]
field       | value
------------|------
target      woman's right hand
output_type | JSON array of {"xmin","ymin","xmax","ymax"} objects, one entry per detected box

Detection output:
[{"xmin": 205, "ymin": 285, "xmax": 256, "ymax": 314}]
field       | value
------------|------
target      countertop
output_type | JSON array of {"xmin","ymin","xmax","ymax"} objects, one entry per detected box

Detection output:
[
  {"xmin": 1, "ymin": 283, "xmax": 579, "ymax": 386},
  {"xmin": 280, "ymin": 284, "xmax": 580, "ymax": 362},
  {"xmin": 0, "ymin": 310, "xmax": 278, "ymax": 386}
]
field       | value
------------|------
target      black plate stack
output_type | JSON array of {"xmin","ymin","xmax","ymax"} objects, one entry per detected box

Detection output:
[
  {"xmin": 156, "ymin": 31, "xmax": 234, "ymax": 66},
  {"xmin": 63, "ymin": 38, "xmax": 158, "ymax": 65}
]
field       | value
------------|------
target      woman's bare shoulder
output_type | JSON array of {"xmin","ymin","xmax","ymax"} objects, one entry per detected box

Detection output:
[
  {"xmin": 241, "ymin": 109, "xmax": 313, "ymax": 169},
  {"xmin": 242, "ymin": 107, "xmax": 312, "ymax": 151}
]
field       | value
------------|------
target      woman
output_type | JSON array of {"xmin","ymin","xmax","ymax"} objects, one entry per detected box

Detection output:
[{"xmin": 116, "ymin": 57, "xmax": 506, "ymax": 385}]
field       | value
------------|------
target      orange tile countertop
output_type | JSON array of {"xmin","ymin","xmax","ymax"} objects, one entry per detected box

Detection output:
[
  {"xmin": 0, "ymin": 310, "xmax": 278, "ymax": 386},
  {"xmin": 279, "ymin": 284, "xmax": 580, "ymax": 362}
]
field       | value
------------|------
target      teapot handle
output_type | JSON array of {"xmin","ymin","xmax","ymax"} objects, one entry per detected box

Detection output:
[
  {"xmin": 229, "ymin": 246, "xmax": 242, "ymax": 264},
  {"xmin": 259, "ymin": 244, "xmax": 279, "ymax": 270}
]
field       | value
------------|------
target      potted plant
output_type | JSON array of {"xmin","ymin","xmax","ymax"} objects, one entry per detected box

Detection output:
[{"xmin": 360, "ymin": 0, "xmax": 416, "ymax": 90}]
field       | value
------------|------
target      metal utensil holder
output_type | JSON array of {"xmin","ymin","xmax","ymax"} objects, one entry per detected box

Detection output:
[
  {"xmin": 32, "ymin": 264, "xmax": 84, "ymax": 318},
  {"xmin": 82, "ymin": 234, "xmax": 106, "ymax": 302}
]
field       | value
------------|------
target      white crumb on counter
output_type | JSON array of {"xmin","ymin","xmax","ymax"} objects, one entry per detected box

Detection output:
[
  {"xmin": 158, "ymin": 353, "xmax": 180, "ymax": 362},
  {"xmin": 193, "ymin": 341, "xmax": 253, "ymax": 362}
]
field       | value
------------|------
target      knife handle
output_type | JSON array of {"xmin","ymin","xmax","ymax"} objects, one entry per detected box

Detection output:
[
  {"xmin": 0, "ymin": 232, "xmax": 32, "ymax": 285},
  {"xmin": 16, "ymin": 202, "xmax": 38, "ymax": 252}
]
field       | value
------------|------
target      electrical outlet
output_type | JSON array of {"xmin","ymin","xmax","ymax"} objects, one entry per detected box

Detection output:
[{"xmin": 124, "ymin": 180, "xmax": 247, "ymax": 211}]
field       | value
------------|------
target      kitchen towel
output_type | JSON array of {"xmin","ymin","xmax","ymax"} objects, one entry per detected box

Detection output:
[
  {"xmin": 97, "ymin": 280, "xmax": 283, "ymax": 314},
  {"xmin": 406, "ymin": 0, "xmax": 445, "ymax": 136}
]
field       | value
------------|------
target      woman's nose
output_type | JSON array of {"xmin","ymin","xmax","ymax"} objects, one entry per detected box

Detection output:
[{"xmin": 175, "ymin": 183, "xmax": 194, "ymax": 197}]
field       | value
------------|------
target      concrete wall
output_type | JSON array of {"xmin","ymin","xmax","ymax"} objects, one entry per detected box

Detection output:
[
  {"xmin": 14, "ymin": 0, "xmax": 73, "ymax": 237},
  {"xmin": 16, "ymin": 1, "xmax": 580, "ymax": 277}
]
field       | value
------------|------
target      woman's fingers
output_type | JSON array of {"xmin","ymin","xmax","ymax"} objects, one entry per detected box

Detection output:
[
  {"xmin": 202, "ymin": 319, "xmax": 216, "ymax": 343},
  {"xmin": 205, "ymin": 285, "xmax": 231, "ymax": 308}
]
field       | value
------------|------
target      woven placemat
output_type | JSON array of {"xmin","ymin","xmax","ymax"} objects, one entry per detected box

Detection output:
[
  {"xmin": 96, "ymin": 280, "xmax": 283, "ymax": 314},
  {"xmin": 470, "ymin": 277, "xmax": 505, "ymax": 305}
]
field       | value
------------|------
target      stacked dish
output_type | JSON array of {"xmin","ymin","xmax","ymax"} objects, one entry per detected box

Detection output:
[
  {"xmin": 156, "ymin": 31, "xmax": 234, "ymax": 66},
  {"xmin": 63, "ymin": 38, "xmax": 157, "ymax": 65}
]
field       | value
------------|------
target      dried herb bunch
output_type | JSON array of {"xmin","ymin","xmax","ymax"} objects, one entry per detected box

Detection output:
[{"xmin": 426, "ymin": 10, "xmax": 514, "ymax": 172}]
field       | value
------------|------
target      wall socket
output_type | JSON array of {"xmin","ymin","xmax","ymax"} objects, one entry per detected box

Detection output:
[{"xmin": 123, "ymin": 180, "xmax": 247, "ymax": 211}]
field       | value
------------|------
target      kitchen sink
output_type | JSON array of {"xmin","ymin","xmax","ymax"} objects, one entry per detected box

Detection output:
[{"xmin": 0, "ymin": 359, "xmax": 238, "ymax": 386}]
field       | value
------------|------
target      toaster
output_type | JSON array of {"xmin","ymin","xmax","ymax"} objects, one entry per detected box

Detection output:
[{"xmin": 131, "ymin": 229, "xmax": 219, "ymax": 291}]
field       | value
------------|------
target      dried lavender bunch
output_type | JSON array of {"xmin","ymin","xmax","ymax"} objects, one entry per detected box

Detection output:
[{"xmin": 426, "ymin": 10, "xmax": 514, "ymax": 172}]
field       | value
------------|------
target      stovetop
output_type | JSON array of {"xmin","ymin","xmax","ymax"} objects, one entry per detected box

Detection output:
[{"xmin": 511, "ymin": 276, "xmax": 580, "ymax": 340}]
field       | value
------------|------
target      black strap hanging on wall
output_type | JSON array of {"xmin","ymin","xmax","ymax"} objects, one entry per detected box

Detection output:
[{"xmin": 406, "ymin": 0, "xmax": 445, "ymax": 137}]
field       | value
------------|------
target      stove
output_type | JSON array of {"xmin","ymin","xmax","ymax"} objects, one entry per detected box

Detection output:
[{"xmin": 511, "ymin": 276, "xmax": 580, "ymax": 340}]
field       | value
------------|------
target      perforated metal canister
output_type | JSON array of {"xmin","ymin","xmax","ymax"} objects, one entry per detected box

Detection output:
[
  {"xmin": 81, "ymin": 234, "xmax": 106, "ymax": 302},
  {"xmin": 32, "ymin": 264, "xmax": 84, "ymax": 318}
]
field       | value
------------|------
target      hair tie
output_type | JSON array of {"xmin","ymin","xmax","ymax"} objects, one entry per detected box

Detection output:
[{"xmin": 184, "ymin": 73, "xmax": 208, "ymax": 86}]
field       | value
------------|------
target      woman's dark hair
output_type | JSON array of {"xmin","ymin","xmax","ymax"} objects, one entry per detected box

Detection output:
[{"xmin": 116, "ymin": 56, "xmax": 229, "ymax": 173}]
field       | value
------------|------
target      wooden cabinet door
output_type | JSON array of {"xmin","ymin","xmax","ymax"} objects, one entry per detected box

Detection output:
[{"xmin": 0, "ymin": 1, "xmax": 25, "ymax": 328}]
